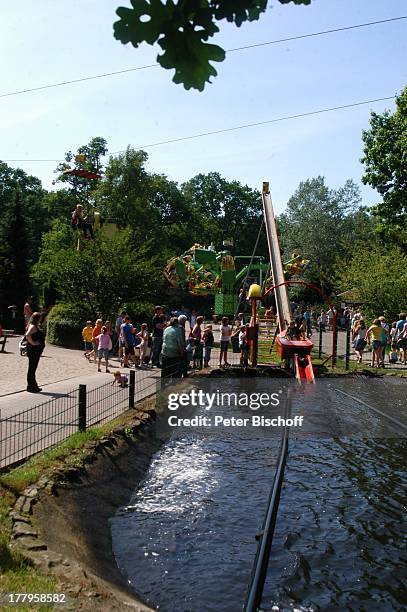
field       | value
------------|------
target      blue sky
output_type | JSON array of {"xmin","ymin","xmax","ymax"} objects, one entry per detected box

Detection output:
[{"xmin": 1, "ymin": 0, "xmax": 406, "ymax": 213}]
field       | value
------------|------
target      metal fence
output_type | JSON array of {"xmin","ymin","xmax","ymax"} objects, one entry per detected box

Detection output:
[
  {"xmin": 0, "ymin": 387, "xmax": 79, "ymax": 469},
  {"xmin": 0, "ymin": 370, "xmax": 159, "ymax": 471}
]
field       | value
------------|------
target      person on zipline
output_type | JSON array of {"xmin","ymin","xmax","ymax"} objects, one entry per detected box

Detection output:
[{"xmin": 71, "ymin": 203, "xmax": 94, "ymax": 239}]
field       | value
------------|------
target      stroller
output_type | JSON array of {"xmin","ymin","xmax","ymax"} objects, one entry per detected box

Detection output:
[{"xmin": 19, "ymin": 336, "xmax": 28, "ymax": 356}]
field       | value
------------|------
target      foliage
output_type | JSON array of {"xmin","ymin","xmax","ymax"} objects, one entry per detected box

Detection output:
[
  {"xmin": 0, "ymin": 164, "xmax": 46, "ymax": 248},
  {"xmin": 96, "ymin": 147, "xmax": 195, "ymax": 258},
  {"xmin": 0, "ymin": 189, "xmax": 31, "ymax": 325},
  {"xmin": 32, "ymin": 227, "xmax": 160, "ymax": 322},
  {"xmin": 181, "ymin": 171, "xmax": 263, "ymax": 254},
  {"xmin": 113, "ymin": 0, "xmax": 311, "ymax": 90},
  {"xmin": 277, "ymin": 176, "xmax": 371, "ymax": 296},
  {"xmin": 46, "ymin": 302, "xmax": 93, "ymax": 348},
  {"xmin": 338, "ymin": 244, "xmax": 407, "ymax": 321},
  {"xmin": 361, "ymin": 87, "xmax": 407, "ymax": 243},
  {"xmin": 54, "ymin": 136, "xmax": 108, "ymax": 206}
]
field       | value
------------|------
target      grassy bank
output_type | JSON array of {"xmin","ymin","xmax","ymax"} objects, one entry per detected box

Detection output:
[
  {"xmin": 257, "ymin": 339, "xmax": 406, "ymax": 377},
  {"xmin": 0, "ymin": 418, "xmax": 136, "ymax": 609}
]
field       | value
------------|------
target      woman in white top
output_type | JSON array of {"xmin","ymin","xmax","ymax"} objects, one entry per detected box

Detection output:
[
  {"xmin": 352, "ymin": 319, "xmax": 367, "ymax": 364},
  {"xmin": 219, "ymin": 316, "xmax": 232, "ymax": 367}
]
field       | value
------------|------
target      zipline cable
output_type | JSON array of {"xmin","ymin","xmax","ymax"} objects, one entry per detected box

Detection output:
[
  {"xmin": 2, "ymin": 94, "xmax": 396, "ymax": 162},
  {"xmin": 231, "ymin": 219, "xmax": 264, "ymax": 330},
  {"xmin": 0, "ymin": 16, "xmax": 405, "ymax": 99}
]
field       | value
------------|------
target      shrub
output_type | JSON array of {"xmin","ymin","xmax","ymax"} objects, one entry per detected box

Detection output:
[{"xmin": 46, "ymin": 303, "xmax": 93, "ymax": 349}]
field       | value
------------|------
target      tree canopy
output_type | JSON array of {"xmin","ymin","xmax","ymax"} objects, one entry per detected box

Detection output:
[
  {"xmin": 113, "ymin": 0, "xmax": 311, "ymax": 91},
  {"xmin": 361, "ymin": 86, "xmax": 407, "ymax": 244},
  {"xmin": 1, "ymin": 132, "xmax": 404, "ymax": 331},
  {"xmin": 277, "ymin": 176, "xmax": 373, "ymax": 295},
  {"xmin": 338, "ymin": 243, "xmax": 407, "ymax": 321}
]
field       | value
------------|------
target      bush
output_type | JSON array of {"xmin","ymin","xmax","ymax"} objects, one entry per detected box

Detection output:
[{"xmin": 46, "ymin": 303, "xmax": 93, "ymax": 349}]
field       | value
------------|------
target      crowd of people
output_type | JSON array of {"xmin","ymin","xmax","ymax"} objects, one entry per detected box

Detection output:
[
  {"xmin": 285, "ymin": 303, "xmax": 407, "ymax": 367},
  {"xmin": 77, "ymin": 306, "xmax": 254, "ymax": 380},
  {"xmin": 7, "ymin": 298, "xmax": 407, "ymax": 394}
]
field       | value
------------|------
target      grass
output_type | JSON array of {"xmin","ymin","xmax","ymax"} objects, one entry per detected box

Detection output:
[
  {"xmin": 257, "ymin": 338, "xmax": 405, "ymax": 377},
  {"xmin": 0, "ymin": 486, "xmax": 56, "ymax": 611},
  {"xmin": 0, "ymin": 415, "xmax": 136, "ymax": 608}
]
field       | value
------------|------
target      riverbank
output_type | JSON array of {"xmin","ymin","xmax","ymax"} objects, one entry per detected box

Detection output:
[
  {"xmin": 0, "ymin": 399, "xmax": 158, "ymax": 611},
  {"xmin": 0, "ymin": 370, "xmax": 405, "ymax": 611}
]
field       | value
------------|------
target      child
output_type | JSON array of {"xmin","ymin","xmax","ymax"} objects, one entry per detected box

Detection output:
[
  {"xmin": 82, "ymin": 320, "xmax": 93, "ymax": 360},
  {"xmin": 239, "ymin": 325, "xmax": 249, "ymax": 367},
  {"xmin": 203, "ymin": 324, "xmax": 214, "ymax": 367},
  {"xmin": 96, "ymin": 326, "xmax": 111, "ymax": 373},
  {"xmin": 389, "ymin": 342, "xmax": 398, "ymax": 364},
  {"xmin": 89, "ymin": 319, "xmax": 103, "ymax": 363},
  {"xmin": 137, "ymin": 323, "xmax": 151, "ymax": 366},
  {"xmin": 219, "ymin": 316, "xmax": 232, "ymax": 367},
  {"xmin": 190, "ymin": 315, "xmax": 204, "ymax": 369},
  {"xmin": 112, "ymin": 371, "xmax": 128, "ymax": 387}
]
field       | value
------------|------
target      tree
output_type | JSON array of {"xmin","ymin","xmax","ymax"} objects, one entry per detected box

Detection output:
[
  {"xmin": 0, "ymin": 163, "xmax": 47, "ymax": 321},
  {"xmin": 361, "ymin": 87, "xmax": 407, "ymax": 243},
  {"xmin": 95, "ymin": 147, "xmax": 150, "ymax": 231},
  {"xmin": 0, "ymin": 190, "xmax": 31, "ymax": 319},
  {"xmin": 338, "ymin": 244, "xmax": 407, "ymax": 321},
  {"xmin": 113, "ymin": 0, "xmax": 311, "ymax": 91},
  {"xmin": 54, "ymin": 137, "xmax": 108, "ymax": 205},
  {"xmin": 277, "ymin": 176, "xmax": 365, "ymax": 295},
  {"xmin": 181, "ymin": 172, "xmax": 263, "ymax": 254},
  {"xmin": 32, "ymin": 227, "xmax": 160, "ymax": 320},
  {"xmin": 96, "ymin": 147, "xmax": 197, "ymax": 259}
]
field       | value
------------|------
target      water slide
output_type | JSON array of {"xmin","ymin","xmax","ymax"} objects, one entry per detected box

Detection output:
[{"xmin": 261, "ymin": 184, "xmax": 314, "ymax": 383}]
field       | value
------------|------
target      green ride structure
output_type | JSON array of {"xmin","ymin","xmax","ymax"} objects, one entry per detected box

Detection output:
[{"xmin": 164, "ymin": 244, "xmax": 269, "ymax": 316}]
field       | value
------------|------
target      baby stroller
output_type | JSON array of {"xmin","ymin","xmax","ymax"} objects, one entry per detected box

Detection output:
[{"xmin": 19, "ymin": 336, "xmax": 28, "ymax": 356}]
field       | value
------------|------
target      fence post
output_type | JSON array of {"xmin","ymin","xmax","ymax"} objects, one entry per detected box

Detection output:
[
  {"xmin": 345, "ymin": 328, "xmax": 351, "ymax": 370},
  {"xmin": 318, "ymin": 325, "xmax": 323, "ymax": 358},
  {"xmin": 78, "ymin": 384, "xmax": 87, "ymax": 432},
  {"xmin": 129, "ymin": 370, "xmax": 135, "ymax": 409},
  {"xmin": 332, "ymin": 325, "xmax": 338, "ymax": 368}
]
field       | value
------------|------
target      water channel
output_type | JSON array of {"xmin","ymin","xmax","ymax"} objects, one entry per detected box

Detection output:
[{"xmin": 111, "ymin": 376, "xmax": 406, "ymax": 611}]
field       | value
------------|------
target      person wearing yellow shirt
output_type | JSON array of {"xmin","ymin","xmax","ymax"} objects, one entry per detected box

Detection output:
[
  {"xmin": 366, "ymin": 319, "xmax": 385, "ymax": 368},
  {"xmin": 82, "ymin": 321, "xmax": 94, "ymax": 360}
]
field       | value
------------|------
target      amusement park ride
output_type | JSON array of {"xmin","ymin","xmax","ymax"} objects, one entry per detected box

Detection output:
[
  {"xmin": 164, "ymin": 182, "xmax": 319, "ymax": 383},
  {"xmin": 65, "ymin": 155, "xmax": 118, "ymax": 246}
]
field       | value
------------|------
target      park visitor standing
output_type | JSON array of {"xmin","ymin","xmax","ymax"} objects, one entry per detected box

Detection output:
[
  {"xmin": 151, "ymin": 306, "xmax": 166, "ymax": 367},
  {"xmin": 161, "ymin": 317, "xmax": 184, "ymax": 379},
  {"xmin": 25, "ymin": 312, "xmax": 45, "ymax": 393},
  {"xmin": 23, "ymin": 298, "xmax": 33, "ymax": 327}
]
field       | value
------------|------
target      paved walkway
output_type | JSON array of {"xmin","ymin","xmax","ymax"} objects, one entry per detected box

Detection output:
[{"xmin": 0, "ymin": 339, "xmax": 162, "ymax": 468}]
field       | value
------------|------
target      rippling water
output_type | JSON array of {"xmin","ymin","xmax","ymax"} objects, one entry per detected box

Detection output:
[{"xmin": 111, "ymin": 378, "xmax": 406, "ymax": 611}]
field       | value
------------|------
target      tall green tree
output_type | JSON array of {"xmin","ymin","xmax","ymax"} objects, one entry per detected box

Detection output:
[
  {"xmin": 181, "ymin": 172, "xmax": 263, "ymax": 254},
  {"xmin": 113, "ymin": 0, "xmax": 310, "ymax": 90},
  {"xmin": 338, "ymin": 244, "xmax": 407, "ymax": 321},
  {"xmin": 96, "ymin": 147, "xmax": 195, "ymax": 259},
  {"xmin": 361, "ymin": 87, "xmax": 407, "ymax": 244},
  {"xmin": 54, "ymin": 136, "xmax": 108, "ymax": 206},
  {"xmin": 277, "ymin": 176, "xmax": 366, "ymax": 294},
  {"xmin": 0, "ymin": 161, "xmax": 47, "ymax": 264},
  {"xmin": 0, "ymin": 189, "xmax": 31, "ymax": 317}
]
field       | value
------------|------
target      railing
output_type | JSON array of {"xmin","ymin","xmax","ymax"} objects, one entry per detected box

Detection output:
[
  {"xmin": 0, "ymin": 387, "xmax": 79, "ymax": 469},
  {"xmin": 316, "ymin": 326, "xmax": 407, "ymax": 370},
  {"xmin": 0, "ymin": 371, "xmax": 159, "ymax": 471},
  {"xmin": 0, "ymin": 336, "xmax": 287, "ymax": 472}
]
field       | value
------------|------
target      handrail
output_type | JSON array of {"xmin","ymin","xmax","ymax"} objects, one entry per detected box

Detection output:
[{"xmin": 243, "ymin": 391, "xmax": 291, "ymax": 611}]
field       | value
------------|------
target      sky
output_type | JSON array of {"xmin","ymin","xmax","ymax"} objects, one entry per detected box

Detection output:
[{"xmin": 1, "ymin": 0, "xmax": 406, "ymax": 214}]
